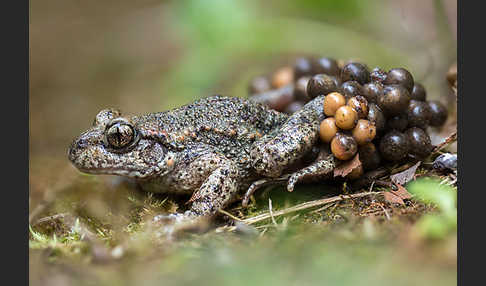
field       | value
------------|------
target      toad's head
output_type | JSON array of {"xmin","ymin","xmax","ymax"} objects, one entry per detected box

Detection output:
[{"xmin": 68, "ymin": 109, "xmax": 175, "ymax": 179}]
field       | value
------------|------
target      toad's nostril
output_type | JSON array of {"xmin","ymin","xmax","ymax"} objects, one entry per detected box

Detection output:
[{"xmin": 68, "ymin": 138, "xmax": 88, "ymax": 160}]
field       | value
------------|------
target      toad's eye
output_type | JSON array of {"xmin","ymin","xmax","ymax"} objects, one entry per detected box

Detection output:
[{"xmin": 104, "ymin": 121, "xmax": 137, "ymax": 149}]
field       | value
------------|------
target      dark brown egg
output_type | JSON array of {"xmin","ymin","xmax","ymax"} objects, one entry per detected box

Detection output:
[
  {"xmin": 341, "ymin": 62, "xmax": 370, "ymax": 85},
  {"xmin": 249, "ymin": 85, "xmax": 294, "ymax": 112},
  {"xmin": 347, "ymin": 96, "xmax": 369, "ymax": 119},
  {"xmin": 340, "ymin": 80, "xmax": 363, "ymax": 99},
  {"xmin": 405, "ymin": 127, "xmax": 433, "ymax": 158},
  {"xmin": 335, "ymin": 105, "xmax": 358, "ymax": 130},
  {"xmin": 407, "ymin": 100, "xmax": 431, "ymax": 129},
  {"xmin": 411, "ymin": 83, "xmax": 427, "ymax": 101},
  {"xmin": 428, "ymin": 101, "xmax": 448, "ymax": 127},
  {"xmin": 329, "ymin": 76, "xmax": 340, "ymax": 87},
  {"xmin": 362, "ymin": 82, "xmax": 384, "ymax": 103},
  {"xmin": 306, "ymin": 74, "xmax": 338, "ymax": 99},
  {"xmin": 293, "ymin": 57, "xmax": 313, "ymax": 79},
  {"xmin": 271, "ymin": 67, "xmax": 294, "ymax": 89},
  {"xmin": 331, "ymin": 133, "xmax": 358, "ymax": 161},
  {"xmin": 294, "ymin": 76, "xmax": 311, "ymax": 101},
  {"xmin": 248, "ymin": 76, "xmax": 271, "ymax": 94},
  {"xmin": 323, "ymin": 92, "xmax": 346, "ymax": 116},
  {"xmin": 370, "ymin": 67, "xmax": 387, "ymax": 83},
  {"xmin": 312, "ymin": 57, "xmax": 340, "ymax": 77},
  {"xmin": 386, "ymin": 114, "xmax": 408, "ymax": 131},
  {"xmin": 383, "ymin": 68, "xmax": 414, "ymax": 93},
  {"xmin": 358, "ymin": 142, "xmax": 381, "ymax": 171},
  {"xmin": 284, "ymin": 101, "xmax": 305, "ymax": 114},
  {"xmin": 378, "ymin": 84, "xmax": 411, "ymax": 116},
  {"xmin": 379, "ymin": 131, "xmax": 410, "ymax": 162},
  {"xmin": 319, "ymin": 117, "xmax": 338, "ymax": 143},
  {"xmin": 367, "ymin": 103, "xmax": 386, "ymax": 132},
  {"xmin": 352, "ymin": 119, "xmax": 376, "ymax": 145}
]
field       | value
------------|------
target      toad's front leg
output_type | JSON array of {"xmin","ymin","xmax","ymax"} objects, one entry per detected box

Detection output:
[
  {"xmin": 152, "ymin": 153, "xmax": 241, "ymax": 236},
  {"xmin": 187, "ymin": 155, "xmax": 240, "ymax": 217}
]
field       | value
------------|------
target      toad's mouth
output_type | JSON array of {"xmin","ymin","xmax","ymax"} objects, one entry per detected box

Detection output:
[{"xmin": 73, "ymin": 165, "xmax": 161, "ymax": 179}]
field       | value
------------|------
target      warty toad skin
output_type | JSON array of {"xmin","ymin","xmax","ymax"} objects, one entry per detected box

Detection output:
[{"xmin": 68, "ymin": 95, "xmax": 335, "ymax": 218}]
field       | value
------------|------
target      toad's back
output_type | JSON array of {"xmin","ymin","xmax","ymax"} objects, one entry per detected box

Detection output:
[{"xmin": 133, "ymin": 95, "xmax": 289, "ymax": 159}]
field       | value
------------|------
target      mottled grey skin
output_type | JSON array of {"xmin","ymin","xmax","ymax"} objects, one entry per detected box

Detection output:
[{"xmin": 68, "ymin": 95, "xmax": 334, "ymax": 218}]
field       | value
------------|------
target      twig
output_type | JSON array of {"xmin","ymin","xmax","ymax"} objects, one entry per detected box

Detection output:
[
  {"xmin": 33, "ymin": 213, "xmax": 70, "ymax": 226},
  {"xmin": 310, "ymin": 203, "xmax": 334, "ymax": 214},
  {"xmin": 242, "ymin": 191, "xmax": 382, "ymax": 225},
  {"xmin": 374, "ymin": 180, "xmax": 395, "ymax": 189},
  {"xmin": 432, "ymin": 131, "xmax": 457, "ymax": 154},
  {"xmin": 217, "ymin": 209, "xmax": 244, "ymax": 222},
  {"xmin": 379, "ymin": 204, "xmax": 391, "ymax": 221},
  {"xmin": 255, "ymin": 224, "xmax": 279, "ymax": 229},
  {"xmin": 351, "ymin": 167, "xmax": 389, "ymax": 189},
  {"xmin": 259, "ymin": 228, "xmax": 268, "ymax": 237},
  {"xmin": 268, "ymin": 199, "xmax": 277, "ymax": 226},
  {"xmin": 369, "ymin": 181, "xmax": 375, "ymax": 192}
]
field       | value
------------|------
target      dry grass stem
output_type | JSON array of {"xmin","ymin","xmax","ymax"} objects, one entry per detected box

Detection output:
[
  {"xmin": 269, "ymin": 199, "xmax": 278, "ymax": 226},
  {"xmin": 242, "ymin": 191, "xmax": 383, "ymax": 225},
  {"xmin": 217, "ymin": 209, "xmax": 244, "ymax": 222}
]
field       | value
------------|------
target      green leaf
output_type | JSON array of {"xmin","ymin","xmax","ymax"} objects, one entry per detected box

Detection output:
[{"xmin": 406, "ymin": 178, "xmax": 456, "ymax": 214}]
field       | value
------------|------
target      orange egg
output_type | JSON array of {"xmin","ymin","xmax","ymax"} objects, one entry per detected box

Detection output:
[
  {"xmin": 334, "ymin": 105, "xmax": 358, "ymax": 130},
  {"xmin": 331, "ymin": 133, "xmax": 358, "ymax": 161},
  {"xmin": 323, "ymin": 92, "xmax": 346, "ymax": 116},
  {"xmin": 319, "ymin": 118, "xmax": 338, "ymax": 143},
  {"xmin": 271, "ymin": 66, "xmax": 294, "ymax": 88},
  {"xmin": 352, "ymin": 119, "xmax": 376, "ymax": 145}
]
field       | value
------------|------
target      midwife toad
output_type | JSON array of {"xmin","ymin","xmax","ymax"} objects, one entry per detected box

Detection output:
[{"xmin": 68, "ymin": 95, "xmax": 335, "ymax": 218}]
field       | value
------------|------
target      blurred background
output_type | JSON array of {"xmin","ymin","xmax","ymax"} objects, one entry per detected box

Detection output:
[{"xmin": 30, "ymin": 1, "xmax": 457, "ymax": 284}]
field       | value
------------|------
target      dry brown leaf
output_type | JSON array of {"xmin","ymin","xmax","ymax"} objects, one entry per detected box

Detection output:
[
  {"xmin": 391, "ymin": 184, "xmax": 412, "ymax": 200},
  {"xmin": 334, "ymin": 154, "xmax": 362, "ymax": 178},
  {"xmin": 383, "ymin": 191, "xmax": 405, "ymax": 205},
  {"xmin": 390, "ymin": 161, "xmax": 421, "ymax": 185}
]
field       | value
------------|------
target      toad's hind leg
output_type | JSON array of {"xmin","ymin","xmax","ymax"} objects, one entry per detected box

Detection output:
[
  {"xmin": 250, "ymin": 95, "xmax": 326, "ymax": 178},
  {"xmin": 286, "ymin": 144, "xmax": 335, "ymax": 192},
  {"xmin": 242, "ymin": 145, "xmax": 335, "ymax": 206}
]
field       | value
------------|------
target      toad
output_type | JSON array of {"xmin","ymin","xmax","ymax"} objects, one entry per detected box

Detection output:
[{"xmin": 68, "ymin": 95, "xmax": 335, "ymax": 219}]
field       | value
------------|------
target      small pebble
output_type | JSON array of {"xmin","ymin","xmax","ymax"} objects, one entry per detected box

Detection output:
[{"xmin": 432, "ymin": 153, "xmax": 457, "ymax": 172}]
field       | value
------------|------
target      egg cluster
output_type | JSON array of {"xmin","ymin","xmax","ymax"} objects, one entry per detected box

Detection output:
[
  {"xmin": 318, "ymin": 91, "xmax": 372, "ymax": 154},
  {"xmin": 248, "ymin": 57, "xmax": 449, "ymax": 172}
]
